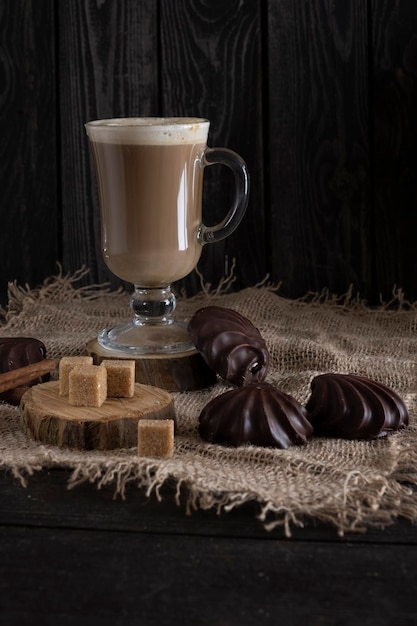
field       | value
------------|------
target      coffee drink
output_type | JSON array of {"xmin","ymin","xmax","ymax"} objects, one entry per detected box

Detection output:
[
  {"xmin": 85, "ymin": 117, "xmax": 249, "ymax": 355},
  {"xmin": 87, "ymin": 118, "xmax": 209, "ymax": 285}
]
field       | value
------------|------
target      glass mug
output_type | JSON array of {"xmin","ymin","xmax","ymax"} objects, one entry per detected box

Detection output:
[{"xmin": 85, "ymin": 117, "xmax": 249, "ymax": 355}]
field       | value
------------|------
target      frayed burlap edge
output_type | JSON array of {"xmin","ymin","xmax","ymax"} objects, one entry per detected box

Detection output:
[
  {"xmin": 2, "ymin": 262, "xmax": 414, "ymax": 320},
  {"xmin": 75, "ymin": 465, "xmax": 417, "ymax": 540},
  {"xmin": 4, "ymin": 432, "xmax": 416, "ymax": 539}
]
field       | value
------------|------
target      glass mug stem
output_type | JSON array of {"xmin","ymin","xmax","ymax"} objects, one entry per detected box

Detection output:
[
  {"xmin": 86, "ymin": 117, "xmax": 249, "ymax": 355},
  {"xmin": 131, "ymin": 286, "xmax": 176, "ymax": 324}
]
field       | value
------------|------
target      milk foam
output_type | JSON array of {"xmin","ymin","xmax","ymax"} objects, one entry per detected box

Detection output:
[{"xmin": 85, "ymin": 117, "xmax": 210, "ymax": 145}]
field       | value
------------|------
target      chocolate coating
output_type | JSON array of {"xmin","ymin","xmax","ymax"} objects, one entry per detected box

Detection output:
[
  {"xmin": 188, "ymin": 306, "xmax": 269, "ymax": 386},
  {"xmin": 0, "ymin": 337, "xmax": 49, "ymax": 385},
  {"xmin": 199, "ymin": 382, "xmax": 313, "ymax": 448},
  {"xmin": 305, "ymin": 373, "xmax": 409, "ymax": 439}
]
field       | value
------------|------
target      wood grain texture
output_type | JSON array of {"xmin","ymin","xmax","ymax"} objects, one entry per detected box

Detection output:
[
  {"xmin": 58, "ymin": 0, "xmax": 159, "ymax": 289},
  {"xmin": 267, "ymin": 0, "xmax": 372, "ymax": 300},
  {"xmin": 371, "ymin": 0, "xmax": 417, "ymax": 301},
  {"xmin": 0, "ymin": 0, "xmax": 58, "ymax": 302},
  {"xmin": 87, "ymin": 339, "xmax": 217, "ymax": 391},
  {"xmin": 1, "ymin": 520, "xmax": 417, "ymax": 625},
  {"xmin": 21, "ymin": 380, "xmax": 175, "ymax": 450},
  {"xmin": 160, "ymin": 0, "xmax": 267, "ymax": 294}
]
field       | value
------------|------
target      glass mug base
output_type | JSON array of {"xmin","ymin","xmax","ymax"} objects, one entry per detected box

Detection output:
[{"xmin": 97, "ymin": 319, "xmax": 195, "ymax": 355}]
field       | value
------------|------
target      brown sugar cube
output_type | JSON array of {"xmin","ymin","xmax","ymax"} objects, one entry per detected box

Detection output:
[
  {"xmin": 68, "ymin": 364, "xmax": 107, "ymax": 407},
  {"xmin": 138, "ymin": 419, "xmax": 174, "ymax": 458},
  {"xmin": 59, "ymin": 356, "xmax": 93, "ymax": 396},
  {"xmin": 100, "ymin": 359, "xmax": 135, "ymax": 398}
]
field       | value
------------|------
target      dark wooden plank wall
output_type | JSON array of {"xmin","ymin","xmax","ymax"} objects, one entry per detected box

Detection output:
[
  {"xmin": 0, "ymin": 0, "xmax": 58, "ymax": 302},
  {"xmin": 268, "ymin": 1, "xmax": 372, "ymax": 299},
  {"xmin": 1, "ymin": 0, "xmax": 417, "ymax": 305},
  {"xmin": 372, "ymin": 0, "xmax": 417, "ymax": 300}
]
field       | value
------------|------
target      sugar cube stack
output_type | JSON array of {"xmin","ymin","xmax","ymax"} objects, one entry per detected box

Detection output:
[{"xmin": 56, "ymin": 356, "xmax": 175, "ymax": 454}]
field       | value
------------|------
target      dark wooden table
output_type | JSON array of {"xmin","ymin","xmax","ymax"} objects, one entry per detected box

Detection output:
[{"xmin": 1, "ymin": 468, "xmax": 416, "ymax": 626}]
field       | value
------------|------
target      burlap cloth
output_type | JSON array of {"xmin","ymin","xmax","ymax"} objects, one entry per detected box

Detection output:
[{"xmin": 1, "ymin": 268, "xmax": 417, "ymax": 536}]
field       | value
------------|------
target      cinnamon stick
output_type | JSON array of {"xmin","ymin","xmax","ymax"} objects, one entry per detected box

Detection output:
[{"xmin": 0, "ymin": 359, "xmax": 56, "ymax": 394}]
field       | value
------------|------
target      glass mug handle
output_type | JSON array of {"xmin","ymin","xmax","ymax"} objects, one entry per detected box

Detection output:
[{"xmin": 197, "ymin": 147, "xmax": 250, "ymax": 245}]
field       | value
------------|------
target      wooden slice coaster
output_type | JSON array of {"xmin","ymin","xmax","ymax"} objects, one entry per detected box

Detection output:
[
  {"xmin": 21, "ymin": 380, "xmax": 175, "ymax": 451},
  {"xmin": 86, "ymin": 339, "xmax": 217, "ymax": 391}
]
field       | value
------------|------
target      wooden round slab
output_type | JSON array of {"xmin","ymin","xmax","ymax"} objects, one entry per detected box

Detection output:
[
  {"xmin": 86, "ymin": 339, "xmax": 217, "ymax": 391},
  {"xmin": 21, "ymin": 381, "xmax": 175, "ymax": 451}
]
